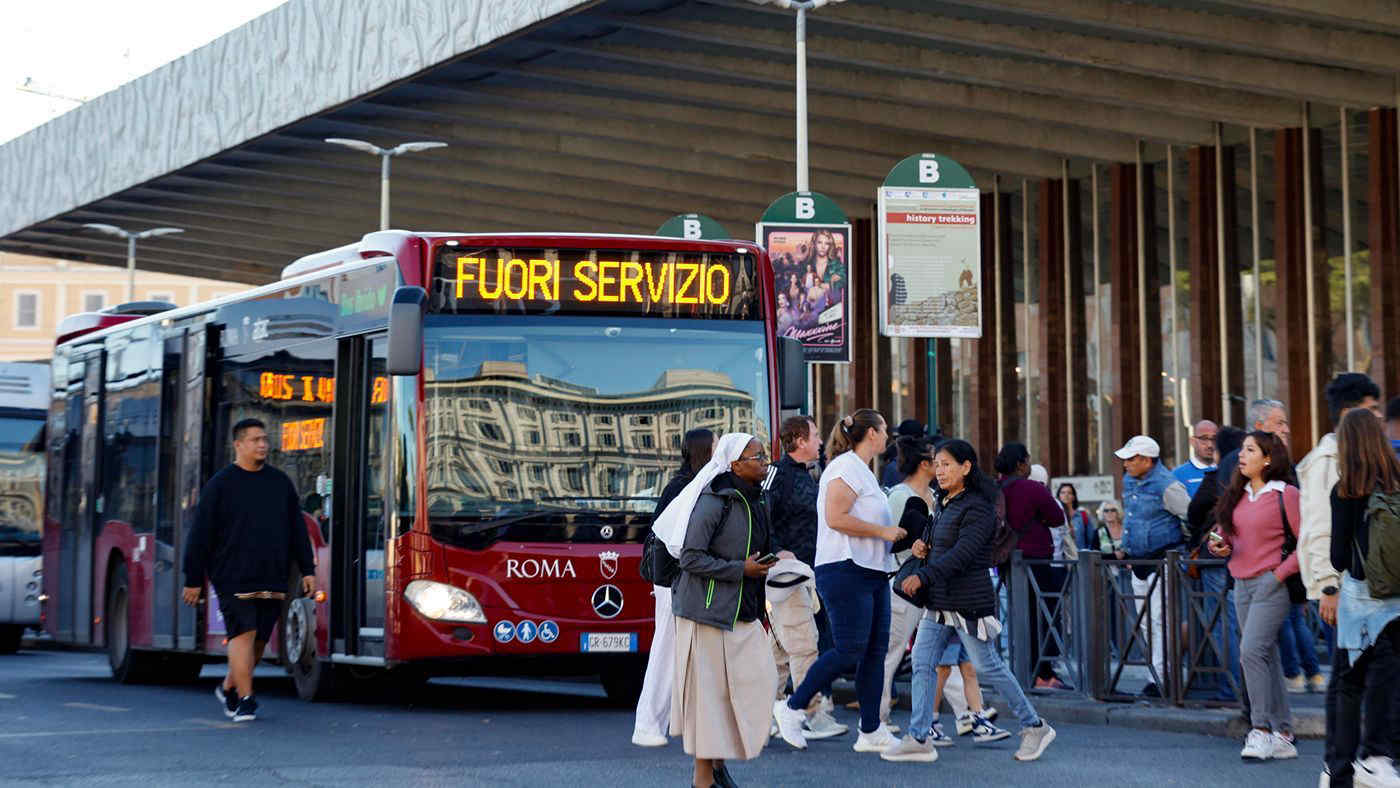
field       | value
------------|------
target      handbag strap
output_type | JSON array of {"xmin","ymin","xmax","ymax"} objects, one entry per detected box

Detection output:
[{"xmin": 1276, "ymin": 487, "xmax": 1297, "ymax": 560}]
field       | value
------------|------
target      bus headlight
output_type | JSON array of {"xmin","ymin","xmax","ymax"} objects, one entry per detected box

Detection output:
[{"xmin": 403, "ymin": 580, "xmax": 486, "ymax": 624}]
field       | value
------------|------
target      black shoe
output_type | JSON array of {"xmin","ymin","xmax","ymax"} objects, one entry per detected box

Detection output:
[
  {"xmin": 233, "ymin": 695, "xmax": 258, "ymax": 722},
  {"xmin": 713, "ymin": 762, "xmax": 738, "ymax": 788},
  {"xmin": 1141, "ymin": 682, "xmax": 1161, "ymax": 698},
  {"xmin": 215, "ymin": 684, "xmax": 237, "ymax": 718}
]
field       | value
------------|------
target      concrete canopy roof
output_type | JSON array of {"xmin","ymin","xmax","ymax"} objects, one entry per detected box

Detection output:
[{"xmin": 2, "ymin": 0, "xmax": 1396, "ymax": 284}]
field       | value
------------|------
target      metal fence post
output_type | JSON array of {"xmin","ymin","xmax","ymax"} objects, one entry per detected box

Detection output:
[
  {"xmin": 1164, "ymin": 549, "xmax": 1182, "ymax": 705},
  {"xmin": 1077, "ymin": 549, "xmax": 1102, "ymax": 700},
  {"xmin": 1008, "ymin": 550, "xmax": 1030, "ymax": 688}
]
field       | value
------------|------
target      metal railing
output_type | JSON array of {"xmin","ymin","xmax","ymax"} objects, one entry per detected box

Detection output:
[{"xmin": 1003, "ymin": 548, "xmax": 1329, "ymax": 707}]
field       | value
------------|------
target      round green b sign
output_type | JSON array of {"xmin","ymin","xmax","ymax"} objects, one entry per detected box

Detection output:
[{"xmin": 882, "ymin": 153, "xmax": 976, "ymax": 190}]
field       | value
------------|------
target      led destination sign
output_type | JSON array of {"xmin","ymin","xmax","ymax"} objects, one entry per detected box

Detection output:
[{"xmin": 432, "ymin": 247, "xmax": 758, "ymax": 319}]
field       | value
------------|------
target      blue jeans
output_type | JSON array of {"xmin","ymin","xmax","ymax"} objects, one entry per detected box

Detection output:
[
  {"xmin": 908, "ymin": 616, "xmax": 1040, "ymax": 739},
  {"xmin": 790, "ymin": 560, "xmax": 891, "ymax": 734},
  {"xmin": 1278, "ymin": 602, "xmax": 1321, "ymax": 678},
  {"xmin": 1201, "ymin": 566, "xmax": 1242, "ymax": 698}
]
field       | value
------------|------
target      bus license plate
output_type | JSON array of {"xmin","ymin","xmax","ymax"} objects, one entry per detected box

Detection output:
[{"xmin": 581, "ymin": 633, "xmax": 638, "ymax": 653}]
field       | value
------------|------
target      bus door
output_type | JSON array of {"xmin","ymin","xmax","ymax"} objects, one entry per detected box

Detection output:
[
  {"xmin": 73, "ymin": 351, "xmax": 104, "ymax": 645},
  {"xmin": 174, "ymin": 328, "xmax": 209, "ymax": 650},
  {"xmin": 331, "ymin": 334, "xmax": 390, "ymax": 657},
  {"xmin": 150, "ymin": 331, "xmax": 185, "ymax": 649}
]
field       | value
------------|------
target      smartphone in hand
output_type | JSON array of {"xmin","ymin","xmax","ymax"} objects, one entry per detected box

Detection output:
[{"xmin": 756, "ymin": 552, "xmax": 780, "ymax": 565}]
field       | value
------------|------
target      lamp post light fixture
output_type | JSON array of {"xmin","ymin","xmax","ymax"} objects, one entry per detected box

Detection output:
[
  {"xmin": 80, "ymin": 223, "xmax": 184, "ymax": 302},
  {"xmin": 323, "ymin": 138, "xmax": 449, "ymax": 230},
  {"xmin": 742, "ymin": 0, "xmax": 847, "ymax": 192}
]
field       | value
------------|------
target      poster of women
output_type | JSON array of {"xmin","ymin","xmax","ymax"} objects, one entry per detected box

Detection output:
[{"xmin": 762, "ymin": 224, "xmax": 851, "ymax": 363}]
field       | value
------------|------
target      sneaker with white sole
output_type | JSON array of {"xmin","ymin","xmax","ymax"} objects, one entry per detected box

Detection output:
[
  {"xmin": 927, "ymin": 722, "xmax": 955, "ymax": 747},
  {"xmin": 232, "ymin": 695, "xmax": 258, "ymax": 722},
  {"xmin": 772, "ymin": 699, "xmax": 808, "ymax": 749},
  {"xmin": 1013, "ymin": 721, "xmax": 1056, "ymax": 761},
  {"xmin": 957, "ymin": 707, "xmax": 999, "ymax": 735},
  {"xmin": 630, "ymin": 728, "xmax": 667, "ymax": 747},
  {"xmin": 971, "ymin": 714, "xmax": 1011, "ymax": 743},
  {"xmin": 1353, "ymin": 755, "xmax": 1400, "ymax": 788},
  {"xmin": 1308, "ymin": 673, "xmax": 1328, "ymax": 694},
  {"xmin": 1270, "ymin": 732, "xmax": 1298, "ymax": 760},
  {"xmin": 1240, "ymin": 728, "xmax": 1273, "ymax": 761},
  {"xmin": 819, "ymin": 695, "xmax": 835, "ymax": 715},
  {"xmin": 770, "ymin": 719, "xmax": 779, "ymax": 738},
  {"xmin": 854, "ymin": 723, "xmax": 899, "ymax": 753},
  {"xmin": 879, "ymin": 733, "xmax": 938, "ymax": 763},
  {"xmin": 803, "ymin": 709, "xmax": 849, "ymax": 740},
  {"xmin": 1285, "ymin": 674, "xmax": 1307, "ymax": 694},
  {"xmin": 215, "ymin": 684, "xmax": 237, "ymax": 719}
]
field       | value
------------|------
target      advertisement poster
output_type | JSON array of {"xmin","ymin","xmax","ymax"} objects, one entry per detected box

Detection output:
[
  {"xmin": 878, "ymin": 186, "xmax": 982, "ymax": 338},
  {"xmin": 762, "ymin": 223, "xmax": 851, "ymax": 363}
]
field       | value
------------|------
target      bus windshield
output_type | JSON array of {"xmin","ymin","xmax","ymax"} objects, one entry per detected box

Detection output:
[
  {"xmin": 422, "ymin": 315, "xmax": 771, "ymax": 545},
  {"xmin": 0, "ymin": 413, "xmax": 45, "ymax": 555}
]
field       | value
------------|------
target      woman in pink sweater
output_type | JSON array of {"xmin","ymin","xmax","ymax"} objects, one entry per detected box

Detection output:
[{"xmin": 1207, "ymin": 430, "xmax": 1301, "ymax": 763}]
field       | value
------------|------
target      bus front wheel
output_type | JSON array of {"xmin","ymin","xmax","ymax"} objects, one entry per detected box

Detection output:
[
  {"xmin": 0, "ymin": 625, "xmax": 22, "ymax": 654},
  {"xmin": 106, "ymin": 562, "xmax": 157, "ymax": 683}
]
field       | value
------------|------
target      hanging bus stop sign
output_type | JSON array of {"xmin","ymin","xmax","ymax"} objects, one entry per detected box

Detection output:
[
  {"xmin": 655, "ymin": 213, "xmax": 730, "ymax": 240},
  {"xmin": 757, "ymin": 191, "xmax": 852, "ymax": 363},
  {"xmin": 878, "ymin": 153, "xmax": 982, "ymax": 338}
]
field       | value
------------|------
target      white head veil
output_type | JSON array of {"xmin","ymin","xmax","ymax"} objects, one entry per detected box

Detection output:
[{"xmin": 653, "ymin": 432, "xmax": 756, "ymax": 558}]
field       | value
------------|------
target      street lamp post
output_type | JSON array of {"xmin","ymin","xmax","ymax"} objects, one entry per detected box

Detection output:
[
  {"xmin": 323, "ymin": 139, "xmax": 449, "ymax": 230},
  {"xmin": 81, "ymin": 223, "xmax": 184, "ymax": 302},
  {"xmin": 744, "ymin": 0, "xmax": 846, "ymax": 191}
]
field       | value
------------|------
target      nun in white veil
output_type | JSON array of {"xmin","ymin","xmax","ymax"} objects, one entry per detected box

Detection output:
[{"xmin": 658, "ymin": 433, "xmax": 782, "ymax": 787}]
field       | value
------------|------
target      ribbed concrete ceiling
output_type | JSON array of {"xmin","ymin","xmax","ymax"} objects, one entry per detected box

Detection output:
[{"xmin": 2, "ymin": 0, "xmax": 1394, "ymax": 284}]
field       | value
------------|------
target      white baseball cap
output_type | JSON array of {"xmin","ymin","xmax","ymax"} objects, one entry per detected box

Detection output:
[{"xmin": 1114, "ymin": 435, "xmax": 1161, "ymax": 460}]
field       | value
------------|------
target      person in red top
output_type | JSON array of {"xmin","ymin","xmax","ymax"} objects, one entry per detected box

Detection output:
[
  {"xmin": 994, "ymin": 443, "xmax": 1070, "ymax": 689},
  {"xmin": 1207, "ymin": 430, "xmax": 1302, "ymax": 763}
]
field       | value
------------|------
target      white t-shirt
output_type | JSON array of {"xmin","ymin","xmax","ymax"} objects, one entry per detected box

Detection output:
[{"xmin": 816, "ymin": 451, "xmax": 895, "ymax": 572}]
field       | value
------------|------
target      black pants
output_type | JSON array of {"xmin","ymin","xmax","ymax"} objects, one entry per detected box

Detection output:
[
  {"xmin": 1026, "ymin": 563, "xmax": 1065, "ymax": 682},
  {"xmin": 1325, "ymin": 619, "xmax": 1400, "ymax": 784}
]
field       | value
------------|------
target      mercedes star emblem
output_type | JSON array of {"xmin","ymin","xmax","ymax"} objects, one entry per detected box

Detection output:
[{"xmin": 591, "ymin": 584, "xmax": 623, "ymax": 619}]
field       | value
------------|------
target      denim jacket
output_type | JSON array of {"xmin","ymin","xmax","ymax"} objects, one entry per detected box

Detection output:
[{"xmin": 1122, "ymin": 462, "xmax": 1186, "ymax": 557}]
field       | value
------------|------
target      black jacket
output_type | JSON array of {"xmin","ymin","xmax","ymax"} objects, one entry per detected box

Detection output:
[
  {"xmin": 1330, "ymin": 485, "xmax": 1371, "ymax": 580},
  {"xmin": 182, "ymin": 464, "xmax": 316, "ymax": 595},
  {"xmin": 916, "ymin": 489, "xmax": 998, "ymax": 619},
  {"xmin": 764, "ymin": 455, "xmax": 818, "ymax": 567},
  {"xmin": 654, "ymin": 467, "xmax": 695, "ymax": 522}
]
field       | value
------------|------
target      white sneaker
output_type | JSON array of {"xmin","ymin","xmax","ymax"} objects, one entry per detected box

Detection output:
[
  {"xmin": 879, "ymin": 733, "xmax": 938, "ymax": 763},
  {"xmin": 819, "ymin": 694, "xmax": 835, "ymax": 715},
  {"xmin": 1353, "ymin": 756, "xmax": 1400, "ymax": 787},
  {"xmin": 630, "ymin": 728, "xmax": 667, "ymax": 747},
  {"xmin": 1270, "ymin": 732, "xmax": 1297, "ymax": 760},
  {"xmin": 1240, "ymin": 728, "xmax": 1273, "ymax": 761},
  {"xmin": 770, "ymin": 718, "xmax": 779, "ymax": 738},
  {"xmin": 1285, "ymin": 674, "xmax": 1307, "ymax": 694},
  {"xmin": 956, "ymin": 707, "xmax": 998, "ymax": 736},
  {"xmin": 853, "ymin": 723, "xmax": 899, "ymax": 753},
  {"xmin": 772, "ymin": 699, "xmax": 808, "ymax": 750},
  {"xmin": 803, "ymin": 709, "xmax": 849, "ymax": 740},
  {"xmin": 927, "ymin": 722, "xmax": 955, "ymax": 747}
]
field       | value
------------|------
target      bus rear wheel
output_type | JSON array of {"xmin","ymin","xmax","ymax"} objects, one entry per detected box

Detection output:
[
  {"xmin": 283, "ymin": 582, "xmax": 338, "ymax": 701},
  {"xmin": 106, "ymin": 562, "xmax": 157, "ymax": 683},
  {"xmin": 0, "ymin": 625, "xmax": 22, "ymax": 654},
  {"xmin": 599, "ymin": 657, "xmax": 646, "ymax": 706}
]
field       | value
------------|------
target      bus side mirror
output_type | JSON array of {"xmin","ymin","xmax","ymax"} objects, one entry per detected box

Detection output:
[
  {"xmin": 387, "ymin": 286, "xmax": 427, "ymax": 376},
  {"xmin": 776, "ymin": 336, "xmax": 807, "ymax": 411}
]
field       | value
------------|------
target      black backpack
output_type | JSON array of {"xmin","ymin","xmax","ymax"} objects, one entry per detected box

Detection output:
[{"xmin": 639, "ymin": 498, "xmax": 730, "ymax": 587}]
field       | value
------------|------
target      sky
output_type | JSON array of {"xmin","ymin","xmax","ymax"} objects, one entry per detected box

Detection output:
[{"xmin": 0, "ymin": 0, "xmax": 289, "ymax": 144}]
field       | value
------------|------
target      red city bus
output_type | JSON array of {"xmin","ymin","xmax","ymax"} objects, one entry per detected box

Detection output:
[{"xmin": 41, "ymin": 231, "xmax": 805, "ymax": 701}]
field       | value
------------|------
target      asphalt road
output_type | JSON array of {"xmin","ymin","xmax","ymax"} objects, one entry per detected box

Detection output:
[{"xmin": 0, "ymin": 648, "xmax": 1326, "ymax": 787}]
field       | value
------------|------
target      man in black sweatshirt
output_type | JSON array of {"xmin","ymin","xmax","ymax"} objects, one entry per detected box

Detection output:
[{"xmin": 182, "ymin": 418, "xmax": 316, "ymax": 722}]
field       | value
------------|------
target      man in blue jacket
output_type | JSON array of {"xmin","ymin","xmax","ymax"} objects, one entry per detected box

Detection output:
[
  {"xmin": 1117, "ymin": 435, "xmax": 1190, "ymax": 698},
  {"xmin": 1171, "ymin": 420, "xmax": 1218, "ymax": 497}
]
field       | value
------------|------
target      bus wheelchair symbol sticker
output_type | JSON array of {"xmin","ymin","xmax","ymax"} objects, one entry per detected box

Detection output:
[
  {"xmin": 493, "ymin": 620, "xmax": 516, "ymax": 643},
  {"xmin": 538, "ymin": 621, "xmax": 559, "ymax": 643}
]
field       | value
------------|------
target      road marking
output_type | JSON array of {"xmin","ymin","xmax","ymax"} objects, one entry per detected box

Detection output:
[
  {"xmin": 0, "ymin": 692, "xmax": 15, "ymax": 699},
  {"xmin": 185, "ymin": 718, "xmax": 240, "ymax": 729},
  {"xmin": 0, "ymin": 725, "xmax": 238, "ymax": 740},
  {"xmin": 63, "ymin": 702, "xmax": 130, "ymax": 712}
]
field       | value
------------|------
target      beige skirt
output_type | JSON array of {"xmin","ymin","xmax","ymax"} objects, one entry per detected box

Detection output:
[{"xmin": 671, "ymin": 616, "xmax": 778, "ymax": 761}]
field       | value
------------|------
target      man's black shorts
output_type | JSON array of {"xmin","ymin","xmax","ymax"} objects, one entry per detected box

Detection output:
[{"xmin": 220, "ymin": 597, "xmax": 282, "ymax": 641}]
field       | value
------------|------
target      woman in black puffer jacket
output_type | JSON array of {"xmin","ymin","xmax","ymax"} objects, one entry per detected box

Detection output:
[{"xmin": 881, "ymin": 440, "xmax": 1057, "ymax": 765}]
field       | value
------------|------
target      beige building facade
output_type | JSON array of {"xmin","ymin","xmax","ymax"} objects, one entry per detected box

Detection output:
[{"xmin": 0, "ymin": 252, "xmax": 245, "ymax": 362}]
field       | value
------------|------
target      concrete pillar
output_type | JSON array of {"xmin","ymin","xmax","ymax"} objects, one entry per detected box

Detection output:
[
  {"xmin": 1274, "ymin": 127, "xmax": 1331, "ymax": 460},
  {"xmin": 971, "ymin": 191, "xmax": 1018, "ymax": 461},
  {"xmin": 1034, "ymin": 179, "xmax": 1089, "ymax": 474},
  {"xmin": 1187, "ymin": 146, "xmax": 1246, "ymax": 426},
  {"xmin": 1109, "ymin": 162, "xmax": 1163, "ymax": 449},
  {"xmin": 1370, "ymin": 109, "xmax": 1400, "ymax": 397}
]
